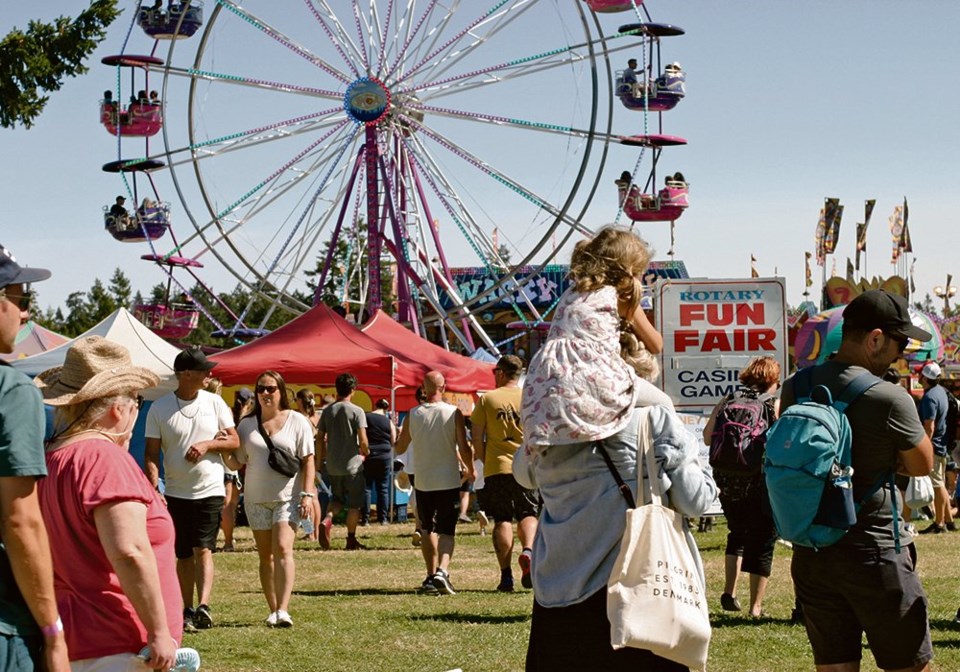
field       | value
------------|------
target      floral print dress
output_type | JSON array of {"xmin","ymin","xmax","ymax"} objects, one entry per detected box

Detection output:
[{"xmin": 522, "ymin": 286, "xmax": 637, "ymax": 450}]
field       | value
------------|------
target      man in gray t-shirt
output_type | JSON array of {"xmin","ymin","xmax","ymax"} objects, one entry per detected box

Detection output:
[
  {"xmin": 784, "ymin": 290, "xmax": 933, "ymax": 671},
  {"xmin": 317, "ymin": 373, "xmax": 368, "ymax": 550}
]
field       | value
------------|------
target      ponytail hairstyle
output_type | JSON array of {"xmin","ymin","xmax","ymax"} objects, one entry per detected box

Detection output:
[{"xmin": 296, "ymin": 388, "xmax": 316, "ymax": 414}]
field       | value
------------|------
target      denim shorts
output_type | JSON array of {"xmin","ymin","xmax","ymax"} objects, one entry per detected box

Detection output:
[
  {"xmin": 792, "ymin": 543, "xmax": 932, "ymax": 669},
  {"xmin": 246, "ymin": 499, "xmax": 299, "ymax": 531}
]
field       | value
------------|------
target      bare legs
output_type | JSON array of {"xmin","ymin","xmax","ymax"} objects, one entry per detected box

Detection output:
[
  {"xmin": 253, "ymin": 523, "xmax": 296, "ymax": 615},
  {"xmin": 177, "ymin": 547, "xmax": 214, "ymax": 609},
  {"xmin": 220, "ymin": 479, "xmax": 239, "ymax": 549}
]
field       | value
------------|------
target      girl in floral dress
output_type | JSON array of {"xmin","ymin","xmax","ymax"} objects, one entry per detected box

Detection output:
[{"xmin": 522, "ymin": 226, "xmax": 668, "ymax": 448}]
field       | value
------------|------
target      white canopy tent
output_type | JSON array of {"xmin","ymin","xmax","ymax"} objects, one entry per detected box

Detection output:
[{"xmin": 11, "ymin": 308, "xmax": 182, "ymax": 400}]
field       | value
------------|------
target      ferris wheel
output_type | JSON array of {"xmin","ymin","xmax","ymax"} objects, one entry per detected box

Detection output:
[{"xmin": 112, "ymin": 1, "xmax": 673, "ymax": 350}]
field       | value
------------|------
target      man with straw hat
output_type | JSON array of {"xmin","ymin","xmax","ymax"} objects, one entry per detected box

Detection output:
[
  {"xmin": 144, "ymin": 347, "xmax": 238, "ymax": 632},
  {"xmin": 34, "ymin": 336, "xmax": 183, "ymax": 671},
  {"xmin": 0, "ymin": 244, "xmax": 68, "ymax": 671}
]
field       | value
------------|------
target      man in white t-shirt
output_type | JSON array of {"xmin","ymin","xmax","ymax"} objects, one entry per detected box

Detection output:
[
  {"xmin": 396, "ymin": 371, "xmax": 473, "ymax": 595},
  {"xmin": 144, "ymin": 348, "xmax": 238, "ymax": 632}
]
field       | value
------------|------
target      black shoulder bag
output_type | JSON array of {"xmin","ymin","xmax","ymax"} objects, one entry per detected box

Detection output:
[{"xmin": 258, "ymin": 413, "xmax": 301, "ymax": 478}]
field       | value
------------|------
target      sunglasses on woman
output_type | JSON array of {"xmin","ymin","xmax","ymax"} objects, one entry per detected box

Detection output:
[{"xmin": 256, "ymin": 385, "xmax": 279, "ymax": 394}]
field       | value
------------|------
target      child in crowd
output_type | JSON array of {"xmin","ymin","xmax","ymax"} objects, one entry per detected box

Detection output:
[{"xmin": 521, "ymin": 225, "xmax": 670, "ymax": 450}]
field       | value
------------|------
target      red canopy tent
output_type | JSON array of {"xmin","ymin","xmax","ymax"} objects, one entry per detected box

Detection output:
[
  {"xmin": 360, "ymin": 310, "xmax": 495, "ymax": 395},
  {"xmin": 208, "ymin": 305, "xmax": 492, "ymax": 409},
  {"xmin": 208, "ymin": 304, "xmax": 411, "ymax": 391}
]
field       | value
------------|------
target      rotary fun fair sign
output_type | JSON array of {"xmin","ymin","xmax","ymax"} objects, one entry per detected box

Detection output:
[{"xmin": 655, "ymin": 278, "xmax": 788, "ymax": 412}]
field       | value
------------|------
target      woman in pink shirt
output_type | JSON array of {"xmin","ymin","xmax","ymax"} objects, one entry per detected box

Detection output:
[{"xmin": 35, "ymin": 336, "xmax": 182, "ymax": 671}]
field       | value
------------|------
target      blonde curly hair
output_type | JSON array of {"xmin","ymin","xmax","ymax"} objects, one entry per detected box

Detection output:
[{"xmin": 570, "ymin": 226, "xmax": 652, "ymax": 317}]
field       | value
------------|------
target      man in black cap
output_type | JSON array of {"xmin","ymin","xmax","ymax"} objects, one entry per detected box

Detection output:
[
  {"xmin": 144, "ymin": 347, "xmax": 238, "ymax": 631},
  {"xmin": 0, "ymin": 245, "xmax": 69, "ymax": 670},
  {"xmin": 781, "ymin": 290, "xmax": 934, "ymax": 671}
]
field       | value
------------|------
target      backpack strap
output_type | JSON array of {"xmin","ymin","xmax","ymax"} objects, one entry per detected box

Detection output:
[
  {"xmin": 792, "ymin": 367, "xmax": 815, "ymax": 402},
  {"xmin": 833, "ymin": 371, "xmax": 882, "ymax": 412}
]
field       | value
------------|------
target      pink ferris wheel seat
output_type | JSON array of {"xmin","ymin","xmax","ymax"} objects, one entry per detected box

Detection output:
[
  {"xmin": 134, "ymin": 303, "xmax": 200, "ymax": 340},
  {"xmin": 582, "ymin": 0, "xmax": 642, "ymax": 13},
  {"xmin": 100, "ymin": 100, "xmax": 163, "ymax": 137}
]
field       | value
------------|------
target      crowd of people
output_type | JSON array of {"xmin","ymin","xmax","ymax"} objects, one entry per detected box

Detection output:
[{"xmin": 0, "ymin": 232, "xmax": 952, "ymax": 671}]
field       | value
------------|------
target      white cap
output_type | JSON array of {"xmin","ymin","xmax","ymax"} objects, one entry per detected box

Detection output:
[{"xmin": 920, "ymin": 362, "xmax": 942, "ymax": 380}]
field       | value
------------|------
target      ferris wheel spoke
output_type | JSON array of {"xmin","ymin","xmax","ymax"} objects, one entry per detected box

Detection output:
[
  {"xmin": 163, "ymin": 63, "xmax": 343, "ymax": 100},
  {"xmin": 349, "ymin": 1, "xmax": 371, "ymax": 74},
  {"xmin": 402, "ymin": 33, "xmax": 632, "ymax": 99},
  {"xmin": 383, "ymin": 0, "xmax": 439, "ymax": 82},
  {"xmin": 209, "ymin": 120, "xmax": 356, "ymax": 222},
  {"xmin": 213, "ymin": 0, "xmax": 353, "ymax": 84},
  {"xmin": 396, "ymin": 0, "xmax": 526, "ymax": 85},
  {"xmin": 391, "ymin": 0, "xmax": 460, "ymax": 84},
  {"xmin": 159, "ymin": 108, "xmax": 345, "ymax": 167},
  {"xmin": 399, "ymin": 131, "xmax": 545, "ymax": 325},
  {"xmin": 310, "ymin": 0, "xmax": 368, "ymax": 73},
  {"xmin": 301, "ymin": 0, "xmax": 360, "ymax": 78},
  {"xmin": 411, "ymin": 103, "xmax": 598, "ymax": 142},
  {"xmin": 405, "ymin": 116, "xmax": 591, "ymax": 237},
  {"xmin": 249, "ymin": 125, "xmax": 361, "ymax": 295},
  {"xmin": 403, "ymin": 0, "xmax": 537, "ymax": 91},
  {"xmin": 371, "ymin": 0, "xmax": 393, "ymax": 77},
  {"xmin": 174, "ymin": 125, "xmax": 359, "ymax": 256}
]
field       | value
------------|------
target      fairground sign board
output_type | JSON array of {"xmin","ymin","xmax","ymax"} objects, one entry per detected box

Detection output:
[{"xmin": 655, "ymin": 277, "xmax": 788, "ymax": 412}]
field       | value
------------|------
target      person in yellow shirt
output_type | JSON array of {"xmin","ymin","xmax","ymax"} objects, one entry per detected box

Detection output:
[{"xmin": 471, "ymin": 355, "xmax": 539, "ymax": 592}]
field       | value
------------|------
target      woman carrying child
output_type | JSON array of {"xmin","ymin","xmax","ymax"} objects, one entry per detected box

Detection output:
[{"xmin": 517, "ymin": 226, "xmax": 716, "ymax": 671}]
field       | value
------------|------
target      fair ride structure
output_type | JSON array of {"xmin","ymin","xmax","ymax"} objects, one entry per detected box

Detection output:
[{"xmin": 104, "ymin": 1, "xmax": 694, "ymax": 352}]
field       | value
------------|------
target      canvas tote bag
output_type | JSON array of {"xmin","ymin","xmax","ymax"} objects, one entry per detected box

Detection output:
[{"xmin": 604, "ymin": 408, "xmax": 711, "ymax": 671}]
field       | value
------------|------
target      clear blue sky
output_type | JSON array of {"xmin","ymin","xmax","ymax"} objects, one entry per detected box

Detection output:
[{"xmin": 3, "ymin": 1, "xmax": 959, "ymax": 318}]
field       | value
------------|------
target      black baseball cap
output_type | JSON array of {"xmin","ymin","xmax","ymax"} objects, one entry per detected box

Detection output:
[
  {"xmin": 842, "ymin": 289, "xmax": 931, "ymax": 342},
  {"xmin": 0, "ymin": 244, "xmax": 51, "ymax": 288},
  {"xmin": 174, "ymin": 347, "xmax": 218, "ymax": 372}
]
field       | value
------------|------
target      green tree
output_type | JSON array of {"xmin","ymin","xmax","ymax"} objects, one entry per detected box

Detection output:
[
  {"xmin": 304, "ymin": 222, "xmax": 396, "ymax": 317},
  {"xmin": 87, "ymin": 278, "xmax": 116, "ymax": 321},
  {"xmin": 108, "ymin": 267, "xmax": 133, "ymax": 309},
  {"xmin": 62, "ymin": 290, "xmax": 93, "ymax": 337},
  {"xmin": 0, "ymin": 1, "xmax": 120, "ymax": 129}
]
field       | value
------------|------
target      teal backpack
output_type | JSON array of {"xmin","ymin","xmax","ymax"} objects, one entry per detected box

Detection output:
[{"xmin": 764, "ymin": 367, "xmax": 896, "ymax": 550}]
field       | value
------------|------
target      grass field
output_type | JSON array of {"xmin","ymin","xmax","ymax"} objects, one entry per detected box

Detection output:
[{"xmin": 186, "ymin": 520, "xmax": 960, "ymax": 672}]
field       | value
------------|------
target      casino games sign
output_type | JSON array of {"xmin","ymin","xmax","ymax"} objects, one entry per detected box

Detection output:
[{"xmin": 655, "ymin": 278, "xmax": 788, "ymax": 412}]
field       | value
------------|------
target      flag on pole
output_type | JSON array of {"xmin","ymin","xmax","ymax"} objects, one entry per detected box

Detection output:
[
  {"xmin": 805, "ymin": 252, "xmax": 813, "ymax": 288},
  {"xmin": 899, "ymin": 197, "xmax": 912, "ymax": 253},
  {"xmin": 823, "ymin": 198, "xmax": 842, "ymax": 254},
  {"xmin": 864, "ymin": 199, "xmax": 876, "ymax": 230},
  {"xmin": 814, "ymin": 207, "xmax": 827, "ymax": 266},
  {"xmin": 889, "ymin": 205, "xmax": 903, "ymax": 263},
  {"xmin": 855, "ymin": 223, "xmax": 865, "ymax": 270},
  {"xmin": 750, "ymin": 254, "xmax": 759, "ymax": 278},
  {"xmin": 909, "ymin": 258, "xmax": 916, "ymax": 294},
  {"xmin": 846, "ymin": 258, "xmax": 855, "ymax": 283}
]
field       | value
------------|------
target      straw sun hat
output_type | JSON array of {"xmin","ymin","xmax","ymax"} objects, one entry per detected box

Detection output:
[{"xmin": 35, "ymin": 336, "xmax": 159, "ymax": 406}]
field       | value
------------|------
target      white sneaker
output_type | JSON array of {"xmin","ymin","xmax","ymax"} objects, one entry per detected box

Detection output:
[
  {"xmin": 265, "ymin": 611, "xmax": 278, "ymax": 627},
  {"xmin": 275, "ymin": 609, "xmax": 293, "ymax": 628}
]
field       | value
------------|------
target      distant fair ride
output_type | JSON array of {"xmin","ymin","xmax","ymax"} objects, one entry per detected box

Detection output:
[{"xmin": 111, "ymin": 0, "xmax": 647, "ymax": 352}]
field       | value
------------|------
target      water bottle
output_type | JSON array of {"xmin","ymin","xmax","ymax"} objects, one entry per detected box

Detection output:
[
  {"xmin": 137, "ymin": 646, "xmax": 201, "ymax": 672},
  {"xmin": 300, "ymin": 516, "xmax": 314, "ymax": 536}
]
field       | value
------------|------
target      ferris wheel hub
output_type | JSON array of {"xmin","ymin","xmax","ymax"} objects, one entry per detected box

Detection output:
[{"xmin": 344, "ymin": 77, "xmax": 391, "ymax": 126}]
